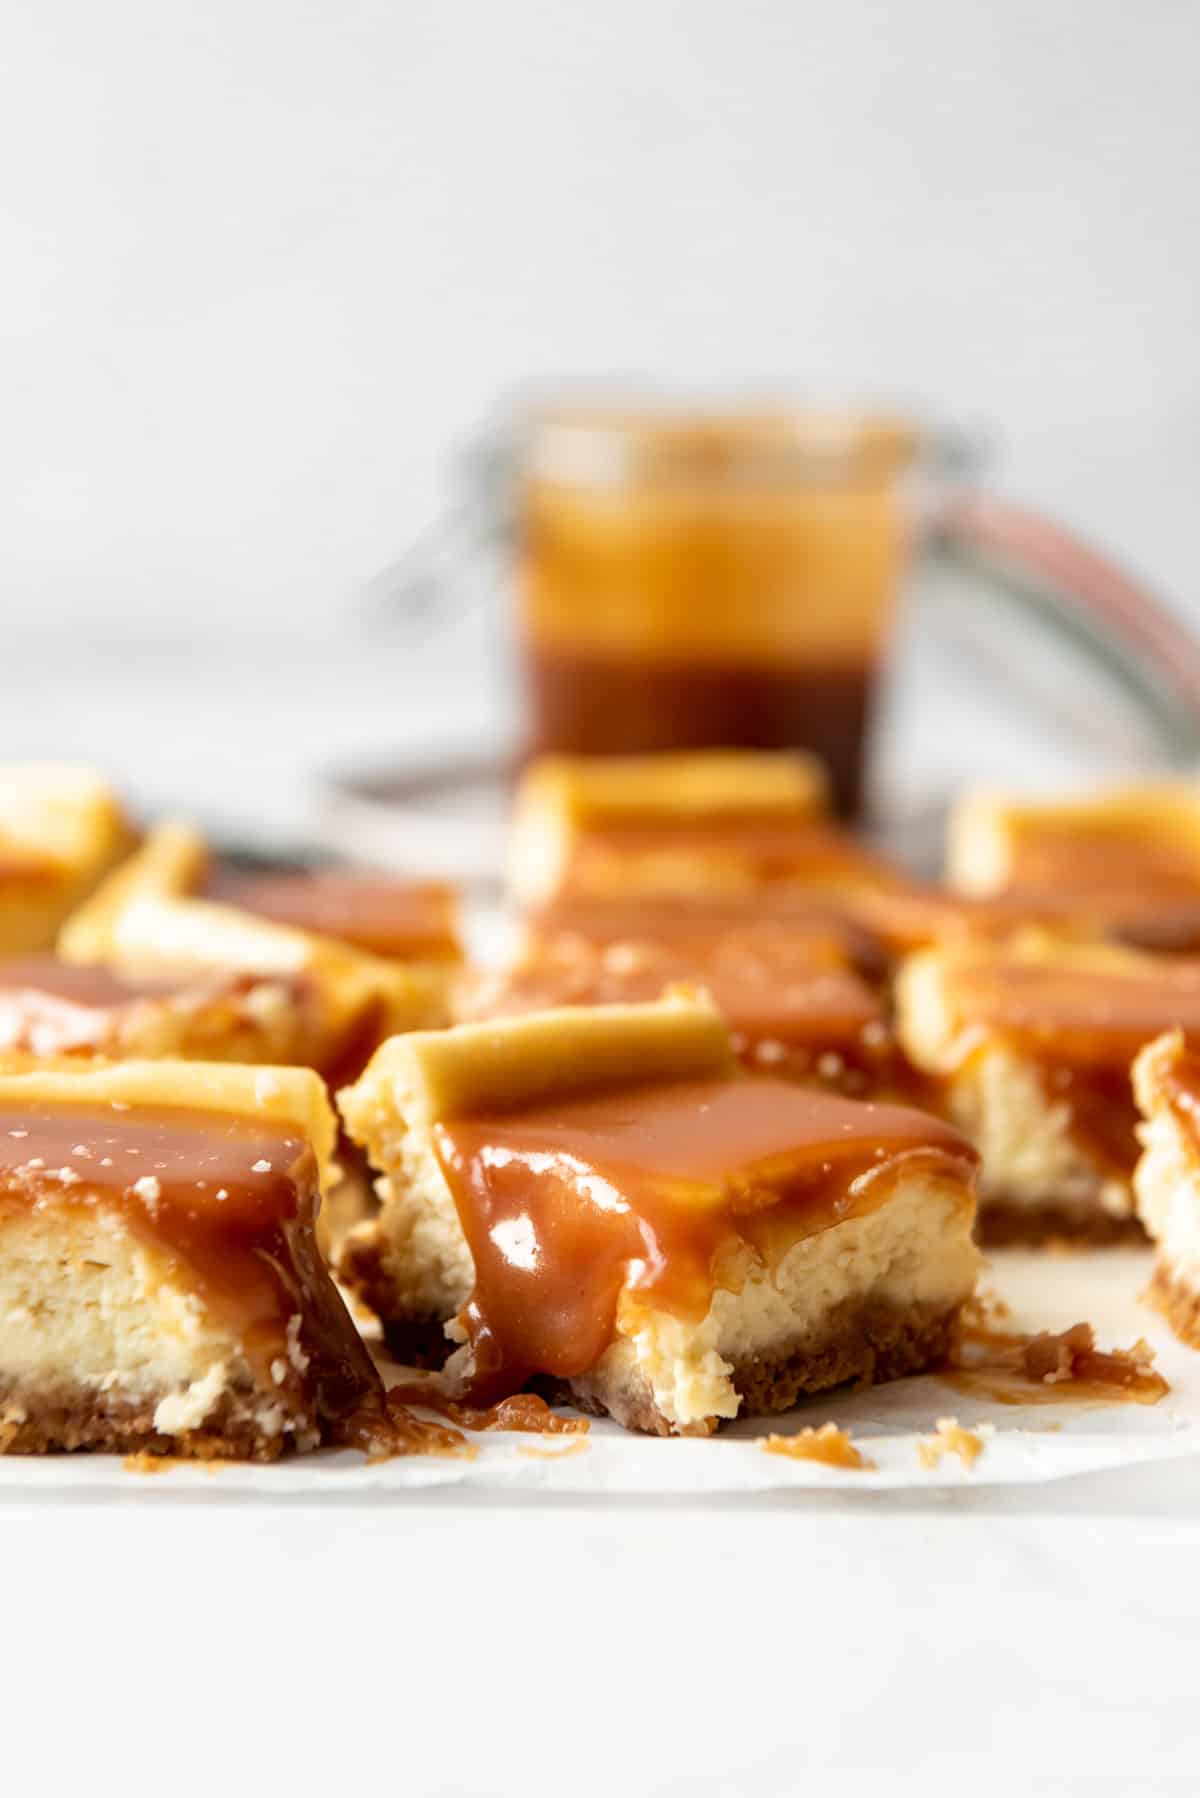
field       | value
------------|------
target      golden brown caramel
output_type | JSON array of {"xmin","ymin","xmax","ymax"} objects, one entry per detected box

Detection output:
[
  {"xmin": 433, "ymin": 1077, "xmax": 976, "ymax": 1401},
  {"xmin": 207, "ymin": 869, "xmax": 459, "ymax": 961},
  {"xmin": 464, "ymin": 930, "xmax": 913, "ymax": 1100},
  {"xmin": 0, "ymin": 1098, "xmax": 381, "ymax": 1434},
  {"xmin": 570, "ymin": 815, "xmax": 895, "ymax": 891},
  {"xmin": 947, "ymin": 958, "xmax": 1200, "ymax": 1069},
  {"xmin": 1002, "ymin": 834, "xmax": 1200, "ymax": 896},
  {"xmin": 0, "ymin": 955, "xmax": 184, "ymax": 1056},
  {"xmin": 385, "ymin": 1383, "xmax": 588, "ymax": 1435},
  {"xmin": 0, "ymin": 953, "xmax": 313, "ymax": 1062},
  {"xmin": 761, "ymin": 1422, "xmax": 874, "ymax": 1469}
]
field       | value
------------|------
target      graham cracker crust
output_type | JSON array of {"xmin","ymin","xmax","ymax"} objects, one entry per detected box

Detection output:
[
  {"xmin": 1146, "ymin": 1260, "xmax": 1200, "ymax": 1350},
  {"xmin": 978, "ymin": 1200, "xmax": 1145, "ymax": 1249},
  {"xmin": 561, "ymin": 1296, "xmax": 963, "ymax": 1438},
  {"xmin": 0, "ymin": 1379, "xmax": 309, "ymax": 1461}
]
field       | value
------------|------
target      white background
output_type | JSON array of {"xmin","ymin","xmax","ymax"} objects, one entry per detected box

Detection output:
[
  {"xmin": 4, "ymin": 6, "xmax": 1200, "ymax": 1790},
  {"xmin": 3, "ymin": 0, "xmax": 1200, "ymax": 831}
]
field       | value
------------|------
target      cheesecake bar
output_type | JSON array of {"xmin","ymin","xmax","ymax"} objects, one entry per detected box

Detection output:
[
  {"xmin": 507, "ymin": 751, "xmax": 834, "ymax": 906},
  {"xmin": 0, "ymin": 765, "xmax": 135, "ymax": 954},
  {"xmin": 65, "ymin": 818, "xmax": 462, "ymax": 967},
  {"xmin": 0, "ymin": 1058, "xmax": 384, "ymax": 1457},
  {"xmin": 1133, "ymin": 1031, "xmax": 1200, "ymax": 1345},
  {"xmin": 896, "ymin": 935, "xmax": 1200, "ymax": 1241},
  {"xmin": 59, "ymin": 890, "xmax": 448, "ymax": 1084},
  {"xmin": 945, "ymin": 781, "xmax": 1200, "ymax": 950},
  {"xmin": 459, "ymin": 911, "xmax": 916, "ymax": 1100},
  {"xmin": 338, "ymin": 997, "xmax": 979, "ymax": 1434}
]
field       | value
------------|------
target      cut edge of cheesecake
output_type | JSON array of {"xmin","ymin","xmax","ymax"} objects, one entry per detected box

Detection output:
[
  {"xmin": 1134, "ymin": 1030, "xmax": 1200, "ymax": 1344},
  {"xmin": 0, "ymin": 1056, "xmax": 388, "ymax": 1460},
  {"xmin": 895, "ymin": 937, "xmax": 1147, "ymax": 1241}
]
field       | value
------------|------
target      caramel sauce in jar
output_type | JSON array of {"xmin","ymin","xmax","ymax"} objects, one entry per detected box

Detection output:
[
  {"xmin": 519, "ymin": 407, "xmax": 919, "ymax": 815},
  {"xmin": 433, "ymin": 1077, "xmax": 976, "ymax": 1402}
]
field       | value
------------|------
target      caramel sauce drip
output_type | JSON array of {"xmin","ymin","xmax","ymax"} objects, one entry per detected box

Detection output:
[
  {"xmin": 0, "ymin": 1099, "xmax": 383, "ymax": 1438},
  {"xmin": 434, "ymin": 1077, "xmax": 977, "ymax": 1403},
  {"xmin": 209, "ymin": 868, "xmax": 458, "ymax": 961},
  {"xmin": 941, "ymin": 1308, "xmax": 1168, "ymax": 1407},
  {"xmin": 385, "ymin": 1383, "xmax": 588, "ymax": 1435},
  {"xmin": 761, "ymin": 1422, "xmax": 873, "ymax": 1469}
]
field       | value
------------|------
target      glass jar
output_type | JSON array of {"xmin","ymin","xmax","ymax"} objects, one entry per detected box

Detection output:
[{"xmin": 517, "ymin": 404, "xmax": 927, "ymax": 814}]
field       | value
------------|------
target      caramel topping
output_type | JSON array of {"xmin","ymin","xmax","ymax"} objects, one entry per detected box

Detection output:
[
  {"xmin": 467, "ymin": 931, "xmax": 885, "ymax": 1072},
  {"xmin": 761, "ymin": 1422, "xmax": 874, "ymax": 1469},
  {"xmin": 0, "ymin": 954, "xmax": 308, "ymax": 1060},
  {"xmin": 209, "ymin": 868, "xmax": 459, "ymax": 961},
  {"xmin": 0, "ymin": 1099, "xmax": 381, "ymax": 1434},
  {"xmin": 574, "ymin": 816, "xmax": 893, "ymax": 889},
  {"xmin": 434, "ymin": 1077, "xmax": 976, "ymax": 1401},
  {"xmin": 0, "ymin": 955, "xmax": 182, "ymax": 1009},
  {"xmin": 946, "ymin": 958, "xmax": 1200, "ymax": 1070},
  {"xmin": 1005, "ymin": 835, "xmax": 1200, "ymax": 896}
]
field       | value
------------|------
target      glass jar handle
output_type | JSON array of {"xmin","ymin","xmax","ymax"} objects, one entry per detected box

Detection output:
[{"xmin": 928, "ymin": 491, "xmax": 1200, "ymax": 764}]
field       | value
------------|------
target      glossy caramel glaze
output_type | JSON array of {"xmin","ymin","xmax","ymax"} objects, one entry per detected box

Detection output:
[
  {"xmin": 568, "ymin": 815, "xmax": 897, "ymax": 892},
  {"xmin": 434, "ymin": 1077, "xmax": 976, "ymax": 1401},
  {"xmin": 0, "ymin": 954, "xmax": 309, "ymax": 1060},
  {"xmin": 528, "ymin": 893, "xmax": 884, "ymax": 975},
  {"xmin": 1002, "ymin": 834, "xmax": 1200, "ymax": 896},
  {"xmin": 0, "ymin": 1099, "xmax": 382, "ymax": 1435},
  {"xmin": 462, "ymin": 931, "xmax": 918, "ymax": 1101},
  {"xmin": 209, "ymin": 868, "xmax": 459, "ymax": 961}
]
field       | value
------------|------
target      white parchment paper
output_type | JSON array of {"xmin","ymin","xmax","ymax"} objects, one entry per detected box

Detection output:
[{"xmin": 3, "ymin": 1248, "xmax": 1197, "ymax": 1496}]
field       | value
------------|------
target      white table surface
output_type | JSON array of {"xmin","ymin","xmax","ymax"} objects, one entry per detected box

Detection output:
[{"xmin": 4, "ymin": 637, "xmax": 1198, "ymax": 1794}]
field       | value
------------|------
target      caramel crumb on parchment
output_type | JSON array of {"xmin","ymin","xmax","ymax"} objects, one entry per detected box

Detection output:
[
  {"xmin": 122, "ymin": 1453, "xmax": 224, "ymax": 1476},
  {"xmin": 761, "ymin": 1421, "xmax": 875, "ymax": 1471},
  {"xmin": 943, "ymin": 1305, "xmax": 1169, "ymax": 1409},
  {"xmin": 917, "ymin": 1417, "xmax": 993, "ymax": 1473},
  {"xmin": 517, "ymin": 1437, "xmax": 591, "ymax": 1461}
]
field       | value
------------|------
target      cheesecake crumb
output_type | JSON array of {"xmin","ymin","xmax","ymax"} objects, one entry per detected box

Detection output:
[
  {"xmin": 761, "ymin": 1422, "xmax": 874, "ymax": 1471},
  {"xmin": 918, "ymin": 1416, "xmax": 993, "ymax": 1472}
]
